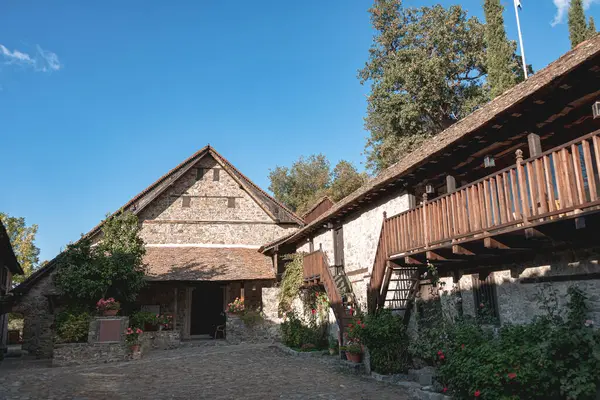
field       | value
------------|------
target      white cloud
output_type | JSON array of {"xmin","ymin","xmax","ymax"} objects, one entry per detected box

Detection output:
[
  {"xmin": 0, "ymin": 43, "xmax": 62, "ymax": 72},
  {"xmin": 552, "ymin": 0, "xmax": 600, "ymax": 26}
]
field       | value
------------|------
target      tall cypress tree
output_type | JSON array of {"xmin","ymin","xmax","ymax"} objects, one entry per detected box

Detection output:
[
  {"xmin": 483, "ymin": 0, "xmax": 517, "ymax": 98},
  {"xmin": 569, "ymin": 0, "xmax": 588, "ymax": 48},
  {"xmin": 589, "ymin": 17, "xmax": 597, "ymax": 37}
]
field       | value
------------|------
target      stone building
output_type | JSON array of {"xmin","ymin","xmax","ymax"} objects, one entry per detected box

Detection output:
[
  {"xmin": 11, "ymin": 146, "xmax": 302, "ymax": 356},
  {"xmin": 0, "ymin": 220, "xmax": 23, "ymax": 355},
  {"xmin": 261, "ymin": 36, "xmax": 600, "ymax": 337}
]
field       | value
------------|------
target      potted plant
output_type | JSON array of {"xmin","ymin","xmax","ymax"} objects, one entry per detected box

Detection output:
[
  {"xmin": 227, "ymin": 297, "xmax": 245, "ymax": 315},
  {"xmin": 328, "ymin": 336, "xmax": 338, "ymax": 356},
  {"xmin": 125, "ymin": 327, "xmax": 143, "ymax": 353},
  {"xmin": 346, "ymin": 341, "xmax": 362, "ymax": 363},
  {"xmin": 96, "ymin": 298, "xmax": 120, "ymax": 316}
]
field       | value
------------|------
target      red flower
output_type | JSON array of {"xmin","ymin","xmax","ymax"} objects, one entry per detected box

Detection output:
[
  {"xmin": 442, "ymin": 387, "xmax": 448, "ymax": 393},
  {"xmin": 474, "ymin": 390, "xmax": 481, "ymax": 397},
  {"xmin": 357, "ymin": 320, "xmax": 362, "ymax": 325},
  {"xmin": 461, "ymin": 344, "xmax": 465, "ymax": 349},
  {"xmin": 507, "ymin": 372, "xmax": 517, "ymax": 380},
  {"xmin": 311, "ymin": 309, "xmax": 316, "ymax": 314},
  {"xmin": 439, "ymin": 354, "xmax": 445, "ymax": 360},
  {"xmin": 479, "ymin": 303, "xmax": 485, "ymax": 308},
  {"xmin": 348, "ymin": 324, "xmax": 353, "ymax": 329},
  {"xmin": 361, "ymin": 324, "xmax": 365, "ymax": 328},
  {"xmin": 437, "ymin": 350, "xmax": 443, "ymax": 355}
]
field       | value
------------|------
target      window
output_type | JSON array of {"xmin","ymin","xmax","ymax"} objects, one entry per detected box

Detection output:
[
  {"xmin": 196, "ymin": 168, "xmax": 205, "ymax": 181},
  {"xmin": 182, "ymin": 196, "xmax": 191, "ymax": 208},
  {"xmin": 213, "ymin": 168, "xmax": 220, "ymax": 181},
  {"xmin": 227, "ymin": 197, "xmax": 236, "ymax": 208},
  {"xmin": 472, "ymin": 273, "xmax": 500, "ymax": 324}
]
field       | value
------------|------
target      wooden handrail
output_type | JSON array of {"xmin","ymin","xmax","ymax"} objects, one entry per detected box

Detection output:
[
  {"xmin": 370, "ymin": 130, "xmax": 600, "ymax": 308},
  {"xmin": 302, "ymin": 250, "xmax": 346, "ymax": 341}
]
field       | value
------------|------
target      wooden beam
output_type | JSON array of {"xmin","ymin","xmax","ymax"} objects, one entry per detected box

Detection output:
[
  {"xmin": 484, "ymin": 237, "xmax": 510, "ymax": 249},
  {"xmin": 426, "ymin": 251, "xmax": 446, "ymax": 261},
  {"xmin": 452, "ymin": 244, "xmax": 475, "ymax": 256},
  {"xmin": 404, "ymin": 256, "xmax": 423, "ymax": 265}
]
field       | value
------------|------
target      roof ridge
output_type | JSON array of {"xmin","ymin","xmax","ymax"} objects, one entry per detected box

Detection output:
[
  {"xmin": 301, "ymin": 196, "xmax": 334, "ymax": 218},
  {"xmin": 207, "ymin": 147, "xmax": 304, "ymax": 225}
]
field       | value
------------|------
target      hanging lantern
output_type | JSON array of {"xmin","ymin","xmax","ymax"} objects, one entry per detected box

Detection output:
[
  {"xmin": 593, "ymin": 101, "xmax": 600, "ymax": 119},
  {"xmin": 484, "ymin": 155, "xmax": 496, "ymax": 168}
]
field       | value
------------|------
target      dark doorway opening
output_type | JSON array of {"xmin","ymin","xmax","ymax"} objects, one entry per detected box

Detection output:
[{"xmin": 190, "ymin": 282, "xmax": 225, "ymax": 337}]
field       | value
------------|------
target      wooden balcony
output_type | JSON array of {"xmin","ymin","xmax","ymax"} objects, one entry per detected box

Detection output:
[{"xmin": 370, "ymin": 130, "xmax": 600, "ymax": 308}]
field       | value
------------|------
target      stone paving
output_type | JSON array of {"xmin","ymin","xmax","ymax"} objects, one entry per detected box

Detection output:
[{"xmin": 0, "ymin": 343, "xmax": 410, "ymax": 400}]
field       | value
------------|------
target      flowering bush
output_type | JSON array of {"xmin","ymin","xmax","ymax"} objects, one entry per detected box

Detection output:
[
  {"xmin": 280, "ymin": 310, "xmax": 327, "ymax": 349},
  {"xmin": 125, "ymin": 327, "xmax": 143, "ymax": 346},
  {"xmin": 96, "ymin": 297, "xmax": 120, "ymax": 312},
  {"xmin": 346, "ymin": 341, "xmax": 362, "ymax": 355},
  {"xmin": 437, "ymin": 287, "xmax": 600, "ymax": 400},
  {"xmin": 227, "ymin": 297, "xmax": 245, "ymax": 314}
]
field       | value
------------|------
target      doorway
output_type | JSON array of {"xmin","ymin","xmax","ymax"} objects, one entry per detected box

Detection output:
[{"xmin": 190, "ymin": 282, "xmax": 225, "ymax": 337}]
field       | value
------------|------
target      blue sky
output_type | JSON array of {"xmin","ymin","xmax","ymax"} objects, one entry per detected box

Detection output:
[{"xmin": 1, "ymin": 0, "xmax": 599, "ymax": 262}]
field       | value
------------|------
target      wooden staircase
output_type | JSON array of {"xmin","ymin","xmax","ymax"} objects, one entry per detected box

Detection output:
[
  {"xmin": 369, "ymin": 221, "xmax": 422, "ymax": 317},
  {"xmin": 303, "ymin": 251, "xmax": 357, "ymax": 342}
]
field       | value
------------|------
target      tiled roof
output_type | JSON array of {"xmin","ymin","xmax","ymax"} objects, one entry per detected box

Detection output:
[
  {"xmin": 0, "ymin": 220, "xmax": 23, "ymax": 275},
  {"xmin": 261, "ymin": 35, "xmax": 600, "ymax": 250},
  {"xmin": 144, "ymin": 247, "xmax": 275, "ymax": 281}
]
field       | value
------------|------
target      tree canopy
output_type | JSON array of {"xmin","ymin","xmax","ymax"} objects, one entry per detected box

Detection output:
[
  {"xmin": 0, "ymin": 213, "xmax": 39, "ymax": 284},
  {"xmin": 54, "ymin": 211, "xmax": 146, "ymax": 305},
  {"xmin": 568, "ymin": 0, "xmax": 593, "ymax": 48},
  {"xmin": 358, "ymin": 1, "xmax": 488, "ymax": 172},
  {"xmin": 268, "ymin": 155, "xmax": 367, "ymax": 215}
]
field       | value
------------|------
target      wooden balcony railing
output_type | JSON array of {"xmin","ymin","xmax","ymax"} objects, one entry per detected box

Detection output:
[
  {"xmin": 302, "ymin": 250, "xmax": 346, "ymax": 340},
  {"xmin": 369, "ymin": 129, "xmax": 600, "ymax": 308}
]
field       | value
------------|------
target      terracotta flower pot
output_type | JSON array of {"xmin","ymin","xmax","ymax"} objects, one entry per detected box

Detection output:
[
  {"xmin": 130, "ymin": 344, "xmax": 140, "ymax": 353},
  {"xmin": 103, "ymin": 309, "xmax": 118, "ymax": 317},
  {"xmin": 346, "ymin": 352, "xmax": 362, "ymax": 363}
]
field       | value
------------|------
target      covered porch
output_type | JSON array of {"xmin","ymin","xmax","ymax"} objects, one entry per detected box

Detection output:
[{"xmin": 140, "ymin": 246, "xmax": 276, "ymax": 339}]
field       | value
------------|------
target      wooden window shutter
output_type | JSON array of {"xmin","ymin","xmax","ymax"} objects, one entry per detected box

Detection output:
[
  {"xmin": 227, "ymin": 197, "xmax": 236, "ymax": 208},
  {"xmin": 182, "ymin": 196, "xmax": 191, "ymax": 208},
  {"xmin": 213, "ymin": 168, "xmax": 220, "ymax": 181},
  {"xmin": 196, "ymin": 168, "xmax": 205, "ymax": 181}
]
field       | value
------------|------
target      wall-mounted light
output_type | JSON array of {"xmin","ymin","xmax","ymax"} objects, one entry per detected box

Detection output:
[
  {"xmin": 425, "ymin": 184, "xmax": 435, "ymax": 194},
  {"xmin": 484, "ymin": 155, "xmax": 496, "ymax": 168},
  {"xmin": 252, "ymin": 284, "xmax": 257, "ymax": 291},
  {"xmin": 593, "ymin": 101, "xmax": 600, "ymax": 119}
]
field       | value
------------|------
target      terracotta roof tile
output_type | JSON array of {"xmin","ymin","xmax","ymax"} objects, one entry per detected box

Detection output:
[{"xmin": 143, "ymin": 247, "xmax": 275, "ymax": 281}]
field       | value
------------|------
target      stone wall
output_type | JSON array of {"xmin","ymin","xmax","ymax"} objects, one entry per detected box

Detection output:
[
  {"xmin": 296, "ymin": 192, "xmax": 413, "ymax": 309},
  {"xmin": 12, "ymin": 272, "xmax": 56, "ymax": 358},
  {"xmin": 140, "ymin": 221, "xmax": 296, "ymax": 246},
  {"xmin": 138, "ymin": 155, "xmax": 298, "ymax": 245},
  {"xmin": 225, "ymin": 313, "xmax": 280, "ymax": 344},
  {"xmin": 139, "ymin": 330, "xmax": 181, "ymax": 352},
  {"xmin": 53, "ymin": 343, "xmax": 128, "ymax": 367}
]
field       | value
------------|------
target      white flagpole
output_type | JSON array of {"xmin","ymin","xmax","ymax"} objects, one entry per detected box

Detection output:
[{"xmin": 513, "ymin": 0, "xmax": 528, "ymax": 79}]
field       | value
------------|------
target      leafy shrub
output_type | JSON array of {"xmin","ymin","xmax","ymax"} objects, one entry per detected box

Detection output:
[
  {"xmin": 281, "ymin": 311, "xmax": 327, "ymax": 349},
  {"xmin": 437, "ymin": 287, "xmax": 600, "ymax": 400},
  {"xmin": 55, "ymin": 310, "xmax": 91, "ymax": 343},
  {"xmin": 239, "ymin": 310, "xmax": 264, "ymax": 327},
  {"xmin": 278, "ymin": 253, "xmax": 304, "ymax": 314},
  {"xmin": 129, "ymin": 311, "xmax": 156, "ymax": 329},
  {"xmin": 353, "ymin": 309, "xmax": 411, "ymax": 374}
]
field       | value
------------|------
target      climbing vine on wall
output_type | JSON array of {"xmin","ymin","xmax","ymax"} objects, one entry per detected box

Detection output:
[{"xmin": 278, "ymin": 253, "xmax": 304, "ymax": 314}]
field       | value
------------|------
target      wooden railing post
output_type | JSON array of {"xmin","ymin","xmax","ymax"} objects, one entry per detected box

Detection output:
[
  {"xmin": 516, "ymin": 149, "xmax": 530, "ymax": 224},
  {"xmin": 422, "ymin": 193, "xmax": 429, "ymax": 248}
]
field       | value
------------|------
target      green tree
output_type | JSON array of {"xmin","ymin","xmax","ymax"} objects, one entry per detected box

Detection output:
[
  {"xmin": 269, "ymin": 156, "xmax": 366, "ymax": 215},
  {"xmin": 483, "ymin": 0, "xmax": 518, "ymax": 98},
  {"xmin": 589, "ymin": 16, "xmax": 597, "ymax": 37},
  {"xmin": 359, "ymin": 1, "xmax": 488, "ymax": 172},
  {"xmin": 54, "ymin": 211, "xmax": 146, "ymax": 305},
  {"xmin": 0, "ymin": 213, "xmax": 39, "ymax": 283},
  {"xmin": 569, "ymin": 0, "xmax": 589, "ymax": 48}
]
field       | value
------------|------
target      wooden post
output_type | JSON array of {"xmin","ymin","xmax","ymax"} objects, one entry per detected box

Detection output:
[
  {"xmin": 527, "ymin": 133, "xmax": 542, "ymax": 158},
  {"xmin": 422, "ymin": 193, "xmax": 429, "ymax": 248},
  {"xmin": 240, "ymin": 282, "xmax": 245, "ymax": 302},
  {"xmin": 446, "ymin": 175, "xmax": 457, "ymax": 193},
  {"xmin": 173, "ymin": 287, "xmax": 178, "ymax": 332},
  {"xmin": 516, "ymin": 149, "xmax": 530, "ymax": 223}
]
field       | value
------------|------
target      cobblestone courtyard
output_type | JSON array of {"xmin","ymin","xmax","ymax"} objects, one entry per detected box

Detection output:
[{"xmin": 0, "ymin": 344, "xmax": 410, "ymax": 400}]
